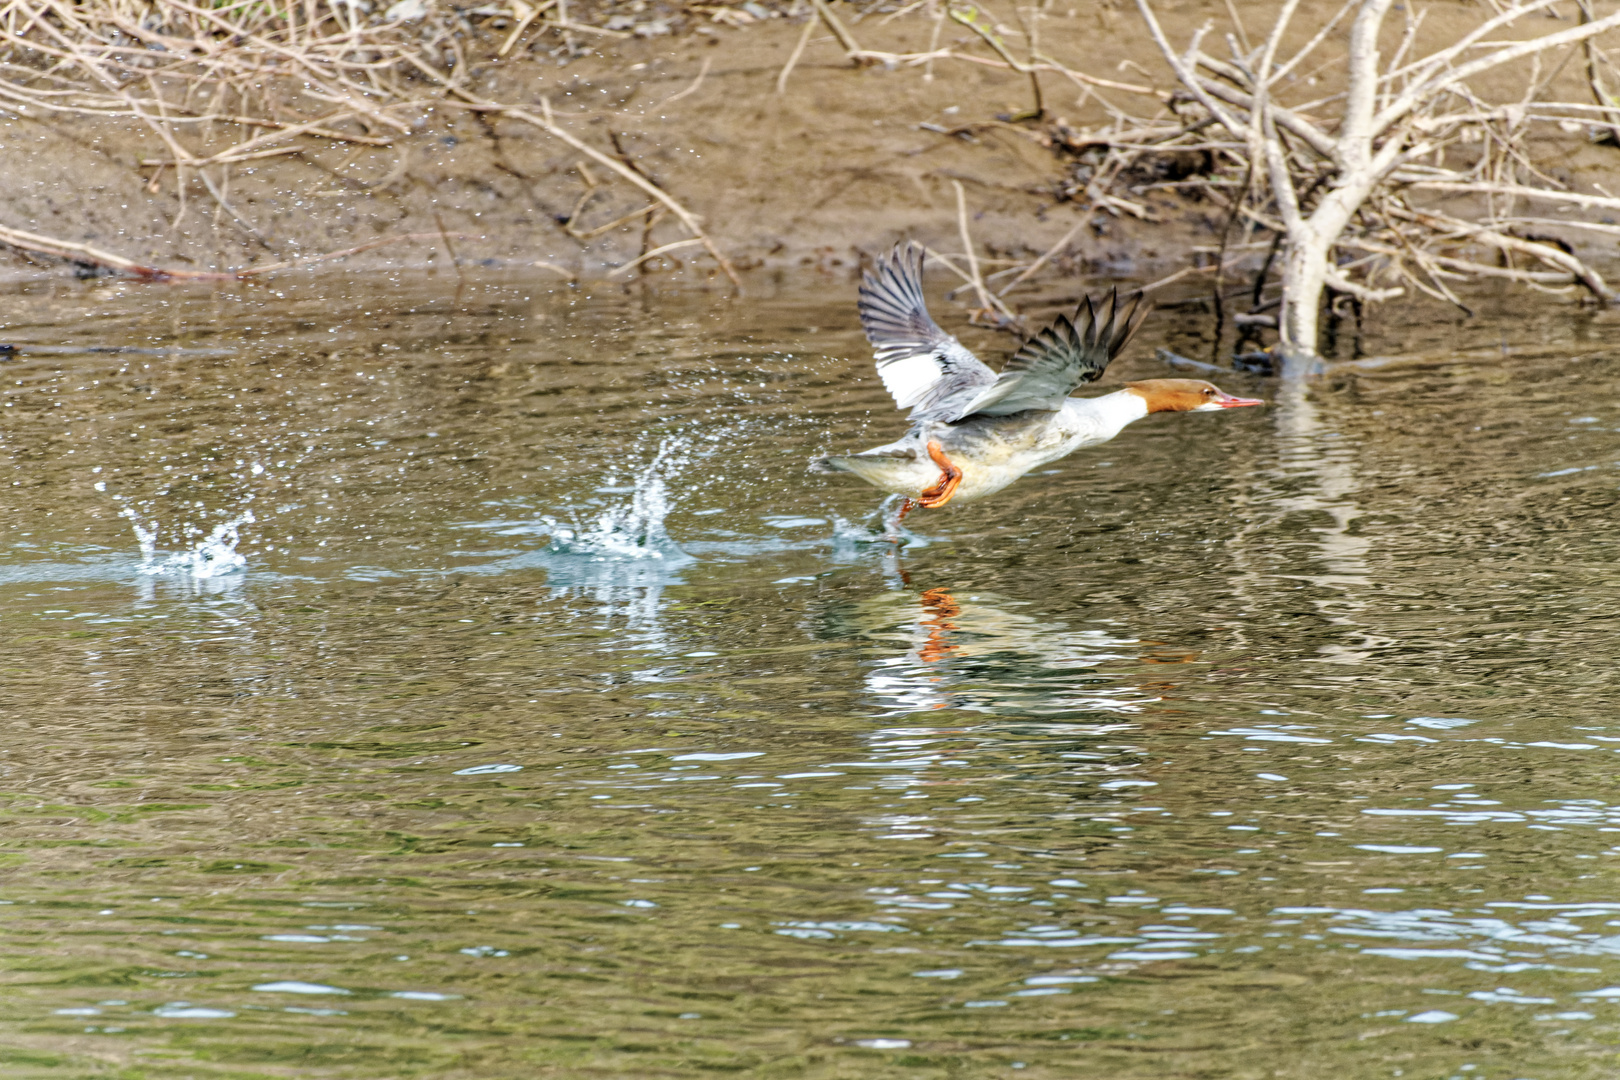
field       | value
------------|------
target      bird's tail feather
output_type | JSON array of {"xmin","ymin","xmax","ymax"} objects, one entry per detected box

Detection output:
[{"xmin": 809, "ymin": 449, "xmax": 915, "ymax": 478}]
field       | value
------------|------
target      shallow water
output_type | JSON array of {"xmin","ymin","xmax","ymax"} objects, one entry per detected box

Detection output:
[{"xmin": 2, "ymin": 271, "xmax": 1620, "ymax": 1078}]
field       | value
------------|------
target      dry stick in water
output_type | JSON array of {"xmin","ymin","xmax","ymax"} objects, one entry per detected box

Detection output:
[
  {"xmin": 198, "ymin": 167, "xmax": 274, "ymax": 249},
  {"xmin": 533, "ymin": 260, "xmax": 577, "ymax": 279},
  {"xmin": 0, "ymin": 223, "xmax": 197, "ymax": 278},
  {"xmin": 919, "ymin": 247, "xmax": 975, "ymax": 288},
  {"xmin": 434, "ymin": 210, "xmax": 465, "ymax": 281},
  {"xmin": 607, "ymin": 238, "xmax": 703, "ymax": 276},
  {"xmin": 1136, "ymin": 264, "xmax": 1207, "ymax": 295},
  {"xmin": 941, "ymin": 182, "xmax": 1019, "ymax": 326},
  {"xmin": 570, "ymin": 203, "xmax": 659, "ymax": 241},
  {"xmin": 1404, "ymin": 208, "xmax": 1613, "ymax": 301},
  {"xmin": 236, "ymin": 233, "xmax": 482, "ymax": 277},
  {"xmin": 639, "ymin": 206, "xmax": 669, "ymax": 275},
  {"xmin": 922, "ymin": 248, "xmax": 1015, "ymax": 325}
]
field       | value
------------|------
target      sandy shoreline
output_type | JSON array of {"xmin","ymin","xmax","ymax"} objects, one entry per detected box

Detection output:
[
  {"xmin": 0, "ymin": 5, "xmax": 1234, "ymax": 285},
  {"xmin": 1, "ymin": 0, "xmax": 1617, "ymax": 331}
]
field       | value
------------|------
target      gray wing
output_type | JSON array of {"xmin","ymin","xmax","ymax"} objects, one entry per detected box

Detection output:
[
  {"xmin": 953, "ymin": 289, "xmax": 1148, "ymax": 418},
  {"xmin": 857, "ymin": 242, "xmax": 996, "ymax": 420}
]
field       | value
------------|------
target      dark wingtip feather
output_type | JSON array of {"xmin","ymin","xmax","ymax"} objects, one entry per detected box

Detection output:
[
  {"xmin": 1070, "ymin": 287, "xmax": 1149, "ymax": 362},
  {"xmin": 1095, "ymin": 287, "xmax": 1120, "ymax": 354},
  {"xmin": 1053, "ymin": 286, "xmax": 1147, "ymax": 385},
  {"xmin": 1111, "ymin": 290, "xmax": 1150, "ymax": 357}
]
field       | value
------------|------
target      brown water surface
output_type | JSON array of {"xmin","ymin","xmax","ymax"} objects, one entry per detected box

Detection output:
[{"xmin": 1, "ymin": 273, "xmax": 1618, "ymax": 1078}]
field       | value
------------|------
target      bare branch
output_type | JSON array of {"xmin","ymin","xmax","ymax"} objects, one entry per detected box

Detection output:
[
  {"xmin": 1191, "ymin": 69, "xmax": 1339, "ymax": 156},
  {"xmin": 1135, "ymin": 3, "xmax": 1251, "ymax": 137},
  {"xmin": 1379, "ymin": 8, "xmax": 1620, "ymax": 134},
  {"xmin": 1384, "ymin": 0, "xmax": 1564, "ymax": 88},
  {"xmin": 1406, "ymin": 180, "xmax": 1620, "ymax": 212},
  {"xmin": 1403, "ymin": 207, "xmax": 1614, "ymax": 300},
  {"xmin": 1324, "ymin": 266, "xmax": 1403, "ymax": 303},
  {"xmin": 1271, "ymin": 0, "xmax": 1356, "ymax": 84},
  {"xmin": 1254, "ymin": 0, "xmax": 1301, "ymax": 90}
]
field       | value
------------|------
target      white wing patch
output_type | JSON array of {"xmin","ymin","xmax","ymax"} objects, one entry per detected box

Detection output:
[
  {"xmin": 876, "ymin": 351, "xmax": 944, "ymax": 411},
  {"xmin": 857, "ymin": 244, "xmax": 997, "ymax": 417}
]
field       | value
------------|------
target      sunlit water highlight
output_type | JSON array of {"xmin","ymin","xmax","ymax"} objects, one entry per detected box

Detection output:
[{"xmin": 0, "ymin": 274, "xmax": 1617, "ymax": 1078}]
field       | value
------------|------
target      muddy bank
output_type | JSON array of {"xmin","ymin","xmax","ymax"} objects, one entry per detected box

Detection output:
[
  {"xmin": 0, "ymin": 4, "xmax": 1236, "ymax": 285},
  {"xmin": 4, "ymin": 0, "xmax": 1620, "ymax": 303}
]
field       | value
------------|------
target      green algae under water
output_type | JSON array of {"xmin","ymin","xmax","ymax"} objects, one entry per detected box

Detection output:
[{"xmin": 0, "ymin": 272, "xmax": 1619, "ymax": 1078}]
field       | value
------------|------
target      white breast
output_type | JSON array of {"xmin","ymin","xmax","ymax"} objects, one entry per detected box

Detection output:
[
  {"xmin": 830, "ymin": 388, "xmax": 1151, "ymax": 503},
  {"xmin": 1052, "ymin": 389, "xmax": 1149, "ymax": 448}
]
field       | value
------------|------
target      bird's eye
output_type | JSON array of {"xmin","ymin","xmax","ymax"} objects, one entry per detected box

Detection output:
[{"xmin": 1203, "ymin": 387, "xmax": 1215, "ymax": 396}]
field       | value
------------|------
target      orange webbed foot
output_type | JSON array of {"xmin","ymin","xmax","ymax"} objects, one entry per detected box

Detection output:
[{"xmin": 916, "ymin": 439, "xmax": 963, "ymax": 509}]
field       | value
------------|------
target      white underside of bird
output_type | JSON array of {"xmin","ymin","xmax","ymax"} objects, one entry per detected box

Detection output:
[{"xmin": 821, "ymin": 389, "xmax": 1151, "ymax": 503}]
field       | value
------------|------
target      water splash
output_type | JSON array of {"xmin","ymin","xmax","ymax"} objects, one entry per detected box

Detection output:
[
  {"xmin": 828, "ymin": 496, "xmax": 933, "ymax": 559},
  {"xmin": 528, "ymin": 438, "xmax": 696, "ymax": 653},
  {"xmin": 121, "ymin": 506, "xmax": 256, "ymax": 579},
  {"xmin": 539, "ymin": 439, "xmax": 692, "ymax": 568}
]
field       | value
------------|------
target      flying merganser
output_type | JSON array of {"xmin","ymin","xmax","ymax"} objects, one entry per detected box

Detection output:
[{"xmin": 810, "ymin": 243, "xmax": 1263, "ymax": 517}]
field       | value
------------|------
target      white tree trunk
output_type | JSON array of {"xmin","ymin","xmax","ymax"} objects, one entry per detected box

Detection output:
[
  {"xmin": 1278, "ymin": 232, "xmax": 1328, "ymax": 362},
  {"xmin": 1278, "ymin": 191, "xmax": 1359, "ymax": 365},
  {"xmin": 1136, "ymin": 0, "xmax": 1620, "ymax": 370},
  {"xmin": 1273, "ymin": 0, "xmax": 1389, "ymax": 365}
]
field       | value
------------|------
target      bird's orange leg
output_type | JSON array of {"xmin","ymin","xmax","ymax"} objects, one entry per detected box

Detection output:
[{"xmin": 916, "ymin": 439, "xmax": 963, "ymax": 509}]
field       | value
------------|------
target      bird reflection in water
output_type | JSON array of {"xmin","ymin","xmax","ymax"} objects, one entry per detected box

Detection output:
[
  {"xmin": 841, "ymin": 577, "xmax": 1151, "ymax": 717},
  {"xmin": 914, "ymin": 587, "xmax": 962, "ymax": 667}
]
